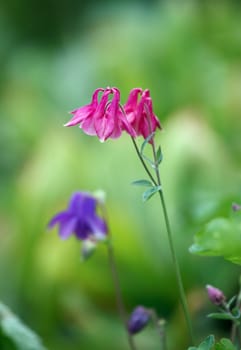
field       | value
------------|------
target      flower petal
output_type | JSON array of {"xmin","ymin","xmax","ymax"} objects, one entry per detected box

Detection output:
[
  {"xmin": 87, "ymin": 216, "xmax": 108, "ymax": 240},
  {"xmin": 47, "ymin": 211, "xmax": 70, "ymax": 229},
  {"xmin": 59, "ymin": 216, "xmax": 78, "ymax": 239},
  {"xmin": 64, "ymin": 88, "xmax": 104, "ymax": 127},
  {"xmin": 68, "ymin": 192, "xmax": 96, "ymax": 217}
]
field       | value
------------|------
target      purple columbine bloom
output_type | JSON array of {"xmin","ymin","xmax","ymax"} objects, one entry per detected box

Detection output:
[
  {"xmin": 128, "ymin": 306, "xmax": 150, "ymax": 334},
  {"xmin": 48, "ymin": 192, "xmax": 108, "ymax": 241}
]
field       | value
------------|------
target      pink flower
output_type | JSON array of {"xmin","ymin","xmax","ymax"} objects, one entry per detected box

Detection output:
[
  {"xmin": 65, "ymin": 87, "xmax": 135, "ymax": 142},
  {"xmin": 124, "ymin": 88, "xmax": 161, "ymax": 140}
]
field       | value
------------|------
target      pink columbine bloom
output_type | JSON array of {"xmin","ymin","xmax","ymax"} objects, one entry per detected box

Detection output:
[
  {"xmin": 123, "ymin": 88, "xmax": 161, "ymax": 140},
  {"xmin": 65, "ymin": 87, "xmax": 135, "ymax": 142}
]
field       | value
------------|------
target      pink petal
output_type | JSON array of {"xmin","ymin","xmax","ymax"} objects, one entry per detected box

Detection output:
[{"xmin": 64, "ymin": 88, "xmax": 104, "ymax": 127}]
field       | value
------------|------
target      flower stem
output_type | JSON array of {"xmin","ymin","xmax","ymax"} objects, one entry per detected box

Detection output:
[
  {"xmin": 106, "ymin": 238, "xmax": 138, "ymax": 350},
  {"xmin": 230, "ymin": 279, "xmax": 241, "ymax": 345},
  {"xmin": 131, "ymin": 137, "xmax": 195, "ymax": 345},
  {"xmin": 149, "ymin": 308, "xmax": 167, "ymax": 350}
]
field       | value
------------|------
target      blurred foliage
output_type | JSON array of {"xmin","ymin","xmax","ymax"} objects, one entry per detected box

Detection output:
[
  {"xmin": 0, "ymin": 302, "xmax": 46, "ymax": 350},
  {"xmin": 0, "ymin": 0, "xmax": 241, "ymax": 349},
  {"xmin": 190, "ymin": 213, "xmax": 241, "ymax": 265}
]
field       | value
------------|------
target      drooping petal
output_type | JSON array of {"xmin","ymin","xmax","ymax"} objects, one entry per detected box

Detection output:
[
  {"xmin": 59, "ymin": 216, "xmax": 78, "ymax": 239},
  {"xmin": 123, "ymin": 88, "xmax": 161, "ymax": 140},
  {"xmin": 87, "ymin": 215, "xmax": 108, "ymax": 240},
  {"xmin": 48, "ymin": 211, "xmax": 70, "ymax": 229},
  {"xmin": 124, "ymin": 88, "xmax": 142, "ymax": 123},
  {"xmin": 65, "ymin": 105, "xmax": 94, "ymax": 127},
  {"xmin": 64, "ymin": 88, "xmax": 103, "ymax": 127},
  {"xmin": 93, "ymin": 89, "xmax": 115, "ymax": 141},
  {"xmin": 95, "ymin": 113, "xmax": 115, "ymax": 142}
]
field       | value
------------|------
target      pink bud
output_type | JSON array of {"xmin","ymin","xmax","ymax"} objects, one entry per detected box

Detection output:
[{"xmin": 206, "ymin": 284, "xmax": 226, "ymax": 305}]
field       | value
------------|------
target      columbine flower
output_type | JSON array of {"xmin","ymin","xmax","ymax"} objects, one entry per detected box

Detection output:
[
  {"xmin": 206, "ymin": 284, "xmax": 226, "ymax": 306},
  {"xmin": 127, "ymin": 306, "xmax": 150, "ymax": 334},
  {"xmin": 124, "ymin": 88, "xmax": 161, "ymax": 140},
  {"xmin": 48, "ymin": 192, "xmax": 108, "ymax": 241},
  {"xmin": 65, "ymin": 87, "xmax": 135, "ymax": 142}
]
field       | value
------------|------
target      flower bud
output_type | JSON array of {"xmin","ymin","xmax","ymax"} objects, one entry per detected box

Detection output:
[
  {"xmin": 127, "ymin": 306, "xmax": 150, "ymax": 334},
  {"xmin": 232, "ymin": 202, "xmax": 241, "ymax": 212},
  {"xmin": 206, "ymin": 284, "xmax": 226, "ymax": 306},
  {"xmin": 81, "ymin": 239, "xmax": 97, "ymax": 261}
]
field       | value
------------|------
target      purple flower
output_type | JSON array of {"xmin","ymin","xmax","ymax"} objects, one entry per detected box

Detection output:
[
  {"xmin": 127, "ymin": 306, "xmax": 150, "ymax": 334},
  {"xmin": 206, "ymin": 284, "xmax": 226, "ymax": 306},
  {"xmin": 48, "ymin": 192, "xmax": 108, "ymax": 241}
]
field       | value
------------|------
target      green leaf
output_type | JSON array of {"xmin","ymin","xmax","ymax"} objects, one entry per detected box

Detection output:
[
  {"xmin": 140, "ymin": 132, "xmax": 155, "ymax": 155},
  {"xmin": 142, "ymin": 185, "xmax": 162, "ymax": 202},
  {"xmin": 187, "ymin": 335, "xmax": 215, "ymax": 350},
  {"xmin": 215, "ymin": 338, "xmax": 236, "ymax": 350},
  {"xmin": 226, "ymin": 296, "xmax": 237, "ymax": 309},
  {"xmin": 131, "ymin": 179, "xmax": 153, "ymax": 187},
  {"xmin": 0, "ymin": 303, "xmax": 47, "ymax": 350},
  {"xmin": 207, "ymin": 313, "xmax": 235, "ymax": 321},
  {"xmin": 141, "ymin": 154, "xmax": 155, "ymax": 168},
  {"xmin": 156, "ymin": 146, "xmax": 163, "ymax": 165},
  {"xmin": 189, "ymin": 217, "xmax": 241, "ymax": 265},
  {"xmin": 231, "ymin": 307, "xmax": 241, "ymax": 319}
]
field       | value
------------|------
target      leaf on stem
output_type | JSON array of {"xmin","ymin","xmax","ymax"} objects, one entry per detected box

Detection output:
[
  {"xmin": 156, "ymin": 146, "xmax": 163, "ymax": 165},
  {"xmin": 140, "ymin": 132, "xmax": 155, "ymax": 155},
  {"xmin": 226, "ymin": 296, "xmax": 237, "ymax": 309},
  {"xmin": 132, "ymin": 179, "xmax": 153, "ymax": 187},
  {"xmin": 142, "ymin": 185, "xmax": 162, "ymax": 202},
  {"xmin": 207, "ymin": 313, "xmax": 236, "ymax": 321},
  {"xmin": 187, "ymin": 335, "xmax": 215, "ymax": 350}
]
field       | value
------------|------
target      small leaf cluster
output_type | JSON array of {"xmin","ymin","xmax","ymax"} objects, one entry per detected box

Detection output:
[
  {"xmin": 132, "ymin": 133, "xmax": 163, "ymax": 202},
  {"xmin": 188, "ymin": 335, "xmax": 237, "ymax": 350},
  {"xmin": 208, "ymin": 294, "xmax": 241, "ymax": 323},
  {"xmin": 132, "ymin": 179, "xmax": 161, "ymax": 202}
]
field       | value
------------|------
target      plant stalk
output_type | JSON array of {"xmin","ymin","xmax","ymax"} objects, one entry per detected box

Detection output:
[
  {"xmin": 106, "ymin": 238, "xmax": 138, "ymax": 350},
  {"xmin": 131, "ymin": 137, "xmax": 195, "ymax": 345}
]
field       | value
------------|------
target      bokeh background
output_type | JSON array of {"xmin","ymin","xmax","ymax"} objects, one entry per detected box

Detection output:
[{"xmin": 0, "ymin": 0, "xmax": 241, "ymax": 349}]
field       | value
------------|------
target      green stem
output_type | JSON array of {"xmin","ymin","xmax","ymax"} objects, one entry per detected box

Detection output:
[
  {"xmin": 106, "ymin": 238, "xmax": 138, "ymax": 350},
  {"xmin": 230, "ymin": 280, "xmax": 241, "ymax": 345},
  {"xmin": 131, "ymin": 137, "xmax": 195, "ymax": 345},
  {"xmin": 157, "ymin": 190, "xmax": 195, "ymax": 345},
  {"xmin": 149, "ymin": 309, "xmax": 167, "ymax": 350}
]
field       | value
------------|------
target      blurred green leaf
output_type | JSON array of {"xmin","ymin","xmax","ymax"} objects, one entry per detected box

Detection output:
[
  {"xmin": 188, "ymin": 335, "xmax": 215, "ymax": 350},
  {"xmin": 140, "ymin": 132, "xmax": 155, "ymax": 155},
  {"xmin": 207, "ymin": 313, "xmax": 235, "ymax": 321},
  {"xmin": 142, "ymin": 185, "xmax": 161, "ymax": 202},
  {"xmin": 215, "ymin": 338, "xmax": 236, "ymax": 350},
  {"xmin": 190, "ymin": 217, "xmax": 241, "ymax": 265},
  {"xmin": 156, "ymin": 146, "xmax": 163, "ymax": 165},
  {"xmin": 0, "ymin": 303, "xmax": 47, "ymax": 350},
  {"xmin": 132, "ymin": 179, "xmax": 153, "ymax": 187}
]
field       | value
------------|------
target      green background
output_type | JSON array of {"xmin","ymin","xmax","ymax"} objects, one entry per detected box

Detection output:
[{"xmin": 0, "ymin": 1, "xmax": 241, "ymax": 349}]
